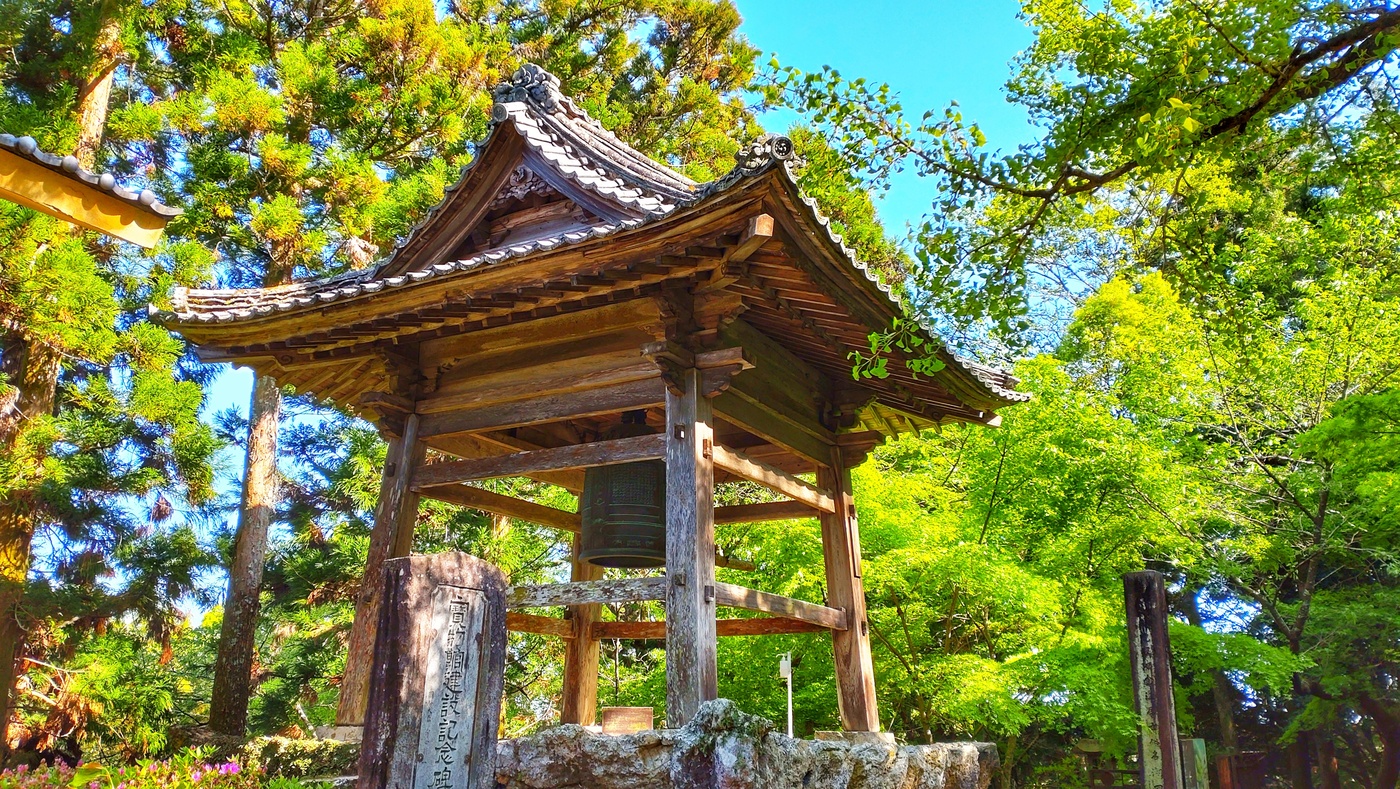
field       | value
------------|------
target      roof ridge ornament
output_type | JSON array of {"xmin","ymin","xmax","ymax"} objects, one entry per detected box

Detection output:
[
  {"xmin": 492, "ymin": 64, "xmax": 563, "ymax": 120},
  {"xmin": 733, "ymin": 134, "xmax": 796, "ymax": 173}
]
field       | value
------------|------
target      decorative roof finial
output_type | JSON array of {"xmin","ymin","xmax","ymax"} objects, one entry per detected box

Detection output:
[
  {"xmin": 733, "ymin": 134, "xmax": 796, "ymax": 173},
  {"xmin": 492, "ymin": 64, "xmax": 563, "ymax": 119}
]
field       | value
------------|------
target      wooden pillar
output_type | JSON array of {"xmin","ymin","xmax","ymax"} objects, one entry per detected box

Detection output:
[
  {"xmin": 560, "ymin": 534, "xmax": 605, "ymax": 725},
  {"xmin": 818, "ymin": 447, "xmax": 880, "ymax": 732},
  {"xmin": 337, "ymin": 414, "xmax": 426, "ymax": 726},
  {"xmin": 664, "ymin": 367, "xmax": 717, "ymax": 726},
  {"xmin": 1125, "ymin": 570, "xmax": 1184, "ymax": 789}
]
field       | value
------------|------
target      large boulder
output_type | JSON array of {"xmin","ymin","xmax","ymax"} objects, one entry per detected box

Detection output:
[{"xmin": 495, "ymin": 700, "xmax": 997, "ymax": 789}]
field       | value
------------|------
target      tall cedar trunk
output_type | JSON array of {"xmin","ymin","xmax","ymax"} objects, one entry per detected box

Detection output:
[
  {"xmin": 0, "ymin": 2, "xmax": 119, "ymax": 750},
  {"xmin": 207, "ymin": 128, "xmax": 303, "ymax": 731},
  {"xmin": 208, "ymin": 373, "xmax": 281, "ymax": 734}
]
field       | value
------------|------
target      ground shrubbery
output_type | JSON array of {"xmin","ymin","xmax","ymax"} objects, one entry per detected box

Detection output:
[{"xmin": 0, "ymin": 751, "xmax": 334, "ymax": 789}]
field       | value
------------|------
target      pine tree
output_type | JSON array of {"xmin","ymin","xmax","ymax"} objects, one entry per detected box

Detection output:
[{"xmin": 0, "ymin": 0, "xmax": 218, "ymax": 753}]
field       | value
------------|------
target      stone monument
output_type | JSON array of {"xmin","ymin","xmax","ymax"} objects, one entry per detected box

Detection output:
[{"xmin": 357, "ymin": 552, "xmax": 507, "ymax": 789}]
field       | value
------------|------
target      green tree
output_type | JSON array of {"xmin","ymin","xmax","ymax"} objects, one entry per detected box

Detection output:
[{"xmin": 0, "ymin": 0, "xmax": 219, "ymax": 755}]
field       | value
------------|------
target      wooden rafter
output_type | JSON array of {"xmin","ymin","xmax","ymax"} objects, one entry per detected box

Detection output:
[{"xmin": 411, "ymin": 433, "xmax": 667, "ymax": 489}]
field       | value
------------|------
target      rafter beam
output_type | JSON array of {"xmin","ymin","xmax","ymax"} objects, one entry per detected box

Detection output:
[
  {"xmin": 419, "ymin": 484, "xmax": 581, "ymax": 533},
  {"xmin": 711, "ymin": 444, "xmax": 835, "ymax": 513},
  {"xmin": 412, "ymin": 434, "xmax": 667, "ymax": 489}
]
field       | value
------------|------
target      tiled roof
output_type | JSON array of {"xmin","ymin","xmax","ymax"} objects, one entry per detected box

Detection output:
[
  {"xmin": 155, "ymin": 65, "xmax": 1024, "ymax": 407},
  {"xmin": 0, "ymin": 133, "xmax": 181, "ymax": 218}
]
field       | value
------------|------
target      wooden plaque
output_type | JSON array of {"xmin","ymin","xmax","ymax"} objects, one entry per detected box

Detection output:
[
  {"xmin": 358, "ymin": 552, "xmax": 508, "ymax": 789},
  {"xmin": 600, "ymin": 706, "xmax": 654, "ymax": 735}
]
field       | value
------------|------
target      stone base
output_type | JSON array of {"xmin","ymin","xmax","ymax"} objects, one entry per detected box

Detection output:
[{"xmin": 495, "ymin": 699, "xmax": 997, "ymax": 789}]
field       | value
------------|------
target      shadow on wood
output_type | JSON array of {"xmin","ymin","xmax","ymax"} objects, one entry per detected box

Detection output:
[{"xmin": 358, "ymin": 552, "xmax": 507, "ymax": 789}]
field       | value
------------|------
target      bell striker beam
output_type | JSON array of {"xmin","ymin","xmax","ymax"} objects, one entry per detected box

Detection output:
[
  {"xmin": 560, "ymin": 534, "xmax": 606, "ymax": 725},
  {"xmin": 664, "ymin": 367, "xmax": 718, "ymax": 726},
  {"xmin": 819, "ymin": 446, "xmax": 880, "ymax": 732},
  {"xmin": 337, "ymin": 413, "xmax": 427, "ymax": 726}
]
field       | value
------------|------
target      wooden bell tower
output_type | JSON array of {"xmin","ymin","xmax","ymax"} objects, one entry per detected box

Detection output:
[{"xmin": 156, "ymin": 64, "xmax": 1025, "ymax": 733}]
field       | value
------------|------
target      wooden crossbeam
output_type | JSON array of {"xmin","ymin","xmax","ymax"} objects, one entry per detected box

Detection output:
[
  {"xmin": 418, "ymin": 377, "xmax": 666, "ymax": 438},
  {"xmin": 714, "ymin": 582, "xmax": 847, "ymax": 630},
  {"xmin": 711, "ymin": 444, "xmax": 835, "ymax": 513},
  {"xmin": 506, "ymin": 611, "xmax": 575, "ymax": 638},
  {"xmin": 714, "ymin": 500, "xmax": 817, "ymax": 524},
  {"xmin": 412, "ymin": 433, "xmax": 667, "ymax": 489},
  {"xmin": 592, "ymin": 617, "xmax": 827, "ymax": 640},
  {"xmin": 428, "ymin": 433, "xmax": 584, "ymax": 493},
  {"xmin": 507, "ymin": 577, "xmax": 667, "ymax": 609},
  {"xmin": 419, "ymin": 484, "xmax": 581, "ymax": 533}
]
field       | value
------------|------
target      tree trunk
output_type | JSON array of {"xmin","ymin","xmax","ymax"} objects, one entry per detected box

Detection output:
[
  {"xmin": 1316, "ymin": 738, "xmax": 1341, "ymax": 789},
  {"xmin": 1359, "ymin": 696, "xmax": 1400, "ymax": 789},
  {"xmin": 208, "ymin": 372, "xmax": 281, "ymax": 735},
  {"xmin": 0, "ymin": 0, "xmax": 120, "ymax": 752},
  {"xmin": 0, "ymin": 338, "xmax": 62, "ymax": 747},
  {"xmin": 1289, "ymin": 730, "xmax": 1316, "ymax": 789}
]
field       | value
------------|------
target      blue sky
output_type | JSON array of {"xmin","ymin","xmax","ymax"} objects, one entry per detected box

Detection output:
[{"xmin": 199, "ymin": 0, "xmax": 1039, "ymax": 525}]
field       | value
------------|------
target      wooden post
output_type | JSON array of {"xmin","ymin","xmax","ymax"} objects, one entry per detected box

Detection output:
[
  {"xmin": 1125, "ymin": 570, "xmax": 1184, "ymax": 789},
  {"xmin": 358, "ymin": 552, "xmax": 507, "ymax": 789},
  {"xmin": 337, "ymin": 414, "xmax": 426, "ymax": 726},
  {"xmin": 560, "ymin": 534, "xmax": 605, "ymax": 725},
  {"xmin": 818, "ymin": 448, "xmax": 880, "ymax": 732},
  {"xmin": 664, "ymin": 367, "xmax": 717, "ymax": 726}
]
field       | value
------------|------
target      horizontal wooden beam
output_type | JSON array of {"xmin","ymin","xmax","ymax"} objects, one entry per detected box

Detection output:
[
  {"xmin": 591, "ymin": 617, "xmax": 827, "ymax": 640},
  {"xmin": 714, "ymin": 582, "xmax": 847, "ymax": 631},
  {"xmin": 714, "ymin": 552, "xmax": 757, "ymax": 572},
  {"xmin": 413, "ymin": 434, "xmax": 667, "ymax": 489},
  {"xmin": 419, "ymin": 484, "xmax": 581, "ymax": 533},
  {"xmin": 506, "ymin": 611, "xmax": 575, "ymax": 638},
  {"xmin": 507, "ymin": 577, "xmax": 667, "ymax": 609},
  {"xmin": 427, "ymin": 433, "xmax": 584, "ymax": 493},
  {"xmin": 418, "ymin": 377, "xmax": 666, "ymax": 438},
  {"xmin": 712, "ymin": 444, "xmax": 835, "ymax": 513},
  {"xmin": 714, "ymin": 500, "xmax": 818, "ymax": 524}
]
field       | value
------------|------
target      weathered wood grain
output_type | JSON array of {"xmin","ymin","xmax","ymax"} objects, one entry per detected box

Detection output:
[
  {"xmin": 561, "ymin": 536, "xmax": 605, "ymax": 725},
  {"xmin": 713, "ymin": 583, "xmax": 847, "ymax": 630},
  {"xmin": 419, "ymin": 484, "xmax": 580, "ymax": 533},
  {"xmin": 592, "ymin": 617, "xmax": 828, "ymax": 640},
  {"xmin": 427, "ymin": 432, "xmax": 584, "ymax": 493},
  {"xmin": 664, "ymin": 367, "xmax": 718, "ymax": 727},
  {"xmin": 507, "ymin": 577, "xmax": 668, "ymax": 608},
  {"xmin": 338, "ymin": 414, "xmax": 425, "ymax": 727},
  {"xmin": 1125, "ymin": 571, "xmax": 1185, "ymax": 789},
  {"xmin": 418, "ymin": 377, "xmax": 666, "ymax": 438},
  {"xmin": 412, "ymin": 433, "xmax": 667, "ymax": 489},
  {"xmin": 357, "ymin": 552, "xmax": 507, "ymax": 789},
  {"xmin": 506, "ymin": 611, "xmax": 574, "ymax": 638},
  {"xmin": 714, "ymin": 500, "xmax": 818, "ymax": 524},
  {"xmin": 818, "ymin": 449, "xmax": 881, "ymax": 732},
  {"xmin": 712, "ymin": 443, "xmax": 835, "ymax": 513}
]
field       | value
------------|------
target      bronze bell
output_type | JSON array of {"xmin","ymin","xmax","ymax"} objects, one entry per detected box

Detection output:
[{"xmin": 579, "ymin": 411, "xmax": 667, "ymax": 568}]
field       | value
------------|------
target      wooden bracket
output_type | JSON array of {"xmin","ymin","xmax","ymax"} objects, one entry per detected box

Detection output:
[
  {"xmin": 642, "ymin": 340, "xmax": 694, "ymax": 394},
  {"xmin": 835, "ymin": 430, "xmax": 887, "ymax": 468}
]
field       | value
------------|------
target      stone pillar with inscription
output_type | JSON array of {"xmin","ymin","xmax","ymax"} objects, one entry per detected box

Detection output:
[{"xmin": 358, "ymin": 552, "xmax": 508, "ymax": 789}]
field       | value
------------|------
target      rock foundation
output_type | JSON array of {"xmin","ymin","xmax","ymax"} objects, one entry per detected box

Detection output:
[{"xmin": 495, "ymin": 700, "xmax": 997, "ymax": 789}]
